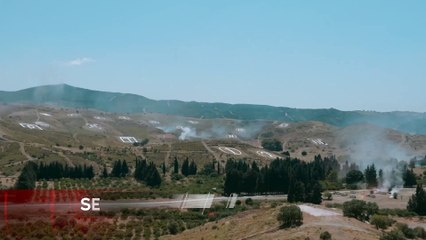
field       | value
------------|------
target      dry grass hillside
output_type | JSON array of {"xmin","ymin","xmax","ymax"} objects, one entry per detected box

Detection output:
[{"xmin": 161, "ymin": 203, "xmax": 380, "ymax": 240}]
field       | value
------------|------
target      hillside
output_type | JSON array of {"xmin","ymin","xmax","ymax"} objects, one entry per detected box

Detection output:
[
  {"xmin": 1, "ymin": 104, "xmax": 426, "ymax": 178},
  {"xmin": 1, "ymin": 84, "xmax": 426, "ymax": 133},
  {"xmin": 160, "ymin": 203, "xmax": 381, "ymax": 240}
]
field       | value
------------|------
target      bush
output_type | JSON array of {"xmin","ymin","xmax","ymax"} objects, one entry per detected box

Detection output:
[
  {"xmin": 320, "ymin": 231, "xmax": 332, "ymax": 240},
  {"xmin": 168, "ymin": 221, "xmax": 179, "ymax": 235},
  {"xmin": 342, "ymin": 200, "xmax": 378, "ymax": 221},
  {"xmin": 261, "ymin": 139, "xmax": 283, "ymax": 151},
  {"xmin": 413, "ymin": 227, "xmax": 426, "ymax": 239},
  {"xmin": 395, "ymin": 223, "xmax": 416, "ymax": 239},
  {"xmin": 245, "ymin": 198, "xmax": 253, "ymax": 205},
  {"xmin": 323, "ymin": 192, "xmax": 333, "ymax": 201},
  {"xmin": 277, "ymin": 205, "xmax": 303, "ymax": 228},
  {"xmin": 380, "ymin": 230, "xmax": 406, "ymax": 240},
  {"xmin": 370, "ymin": 214, "xmax": 394, "ymax": 229},
  {"xmin": 171, "ymin": 173, "xmax": 183, "ymax": 181},
  {"xmin": 378, "ymin": 208, "xmax": 417, "ymax": 217},
  {"xmin": 325, "ymin": 203, "xmax": 343, "ymax": 209}
]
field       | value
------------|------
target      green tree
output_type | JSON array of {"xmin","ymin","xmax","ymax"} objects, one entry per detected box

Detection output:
[
  {"xmin": 407, "ymin": 184, "xmax": 426, "ymax": 215},
  {"xmin": 162, "ymin": 162, "xmax": 167, "ymax": 175},
  {"xmin": 121, "ymin": 160, "xmax": 129, "ymax": 177},
  {"xmin": 145, "ymin": 163, "xmax": 162, "ymax": 187},
  {"xmin": 380, "ymin": 230, "xmax": 405, "ymax": 240},
  {"xmin": 294, "ymin": 181, "xmax": 305, "ymax": 202},
  {"xmin": 378, "ymin": 169, "xmax": 384, "ymax": 186},
  {"xmin": 173, "ymin": 157, "xmax": 179, "ymax": 174},
  {"xmin": 181, "ymin": 158, "xmax": 190, "ymax": 176},
  {"xmin": 320, "ymin": 231, "xmax": 332, "ymax": 240},
  {"xmin": 15, "ymin": 162, "xmax": 37, "ymax": 189},
  {"xmin": 310, "ymin": 182, "xmax": 323, "ymax": 204},
  {"xmin": 342, "ymin": 199, "xmax": 378, "ymax": 221},
  {"xmin": 346, "ymin": 170, "xmax": 364, "ymax": 185},
  {"xmin": 370, "ymin": 214, "xmax": 394, "ymax": 229},
  {"xmin": 277, "ymin": 205, "xmax": 303, "ymax": 228},
  {"xmin": 102, "ymin": 165, "xmax": 108, "ymax": 178},
  {"xmin": 111, "ymin": 160, "xmax": 122, "ymax": 178},
  {"xmin": 189, "ymin": 160, "xmax": 197, "ymax": 175},
  {"xmin": 261, "ymin": 139, "xmax": 283, "ymax": 151},
  {"xmin": 403, "ymin": 169, "xmax": 417, "ymax": 187},
  {"xmin": 365, "ymin": 164, "xmax": 378, "ymax": 188},
  {"xmin": 323, "ymin": 191, "xmax": 333, "ymax": 201}
]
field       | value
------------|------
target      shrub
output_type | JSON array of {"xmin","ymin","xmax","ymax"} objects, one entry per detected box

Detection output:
[
  {"xmin": 395, "ymin": 223, "xmax": 416, "ymax": 239},
  {"xmin": 378, "ymin": 208, "xmax": 417, "ymax": 217},
  {"xmin": 245, "ymin": 198, "xmax": 253, "ymax": 205},
  {"xmin": 320, "ymin": 231, "xmax": 332, "ymax": 240},
  {"xmin": 413, "ymin": 226, "xmax": 426, "ymax": 239},
  {"xmin": 380, "ymin": 230, "xmax": 405, "ymax": 240},
  {"xmin": 261, "ymin": 139, "xmax": 283, "ymax": 151},
  {"xmin": 168, "ymin": 221, "xmax": 179, "ymax": 235},
  {"xmin": 342, "ymin": 200, "xmax": 378, "ymax": 221},
  {"xmin": 370, "ymin": 214, "xmax": 394, "ymax": 229},
  {"xmin": 323, "ymin": 192, "xmax": 333, "ymax": 201},
  {"xmin": 277, "ymin": 205, "xmax": 303, "ymax": 228}
]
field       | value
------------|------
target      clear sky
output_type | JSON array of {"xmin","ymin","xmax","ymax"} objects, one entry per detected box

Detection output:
[{"xmin": 0, "ymin": 1, "xmax": 425, "ymax": 112}]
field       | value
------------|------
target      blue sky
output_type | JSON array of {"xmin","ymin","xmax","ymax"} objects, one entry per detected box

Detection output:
[{"xmin": 0, "ymin": 1, "xmax": 425, "ymax": 112}]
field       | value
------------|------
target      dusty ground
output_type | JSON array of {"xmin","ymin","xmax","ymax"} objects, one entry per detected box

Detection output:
[
  {"xmin": 160, "ymin": 204, "xmax": 381, "ymax": 240},
  {"xmin": 326, "ymin": 189, "xmax": 416, "ymax": 209}
]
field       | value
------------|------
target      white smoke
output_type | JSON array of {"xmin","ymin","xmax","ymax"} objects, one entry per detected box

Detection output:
[
  {"xmin": 154, "ymin": 120, "xmax": 267, "ymax": 141},
  {"xmin": 178, "ymin": 126, "xmax": 197, "ymax": 140},
  {"xmin": 337, "ymin": 124, "xmax": 413, "ymax": 190}
]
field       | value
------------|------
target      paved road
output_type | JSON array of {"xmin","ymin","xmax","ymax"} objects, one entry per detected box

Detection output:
[{"xmin": 2, "ymin": 194, "xmax": 288, "ymax": 212}]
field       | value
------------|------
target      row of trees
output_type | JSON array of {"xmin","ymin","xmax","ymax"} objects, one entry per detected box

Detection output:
[
  {"xmin": 173, "ymin": 157, "xmax": 197, "ymax": 176},
  {"xmin": 345, "ymin": 163, "xmax": 417, "ymax": 189},
  {"xmin": 15, "ymin": 161, "xmax": 95, "ymax": 189},
  {"xmin": 102, "ymin": 158, "xmax": 163, "ymax": 187},
  {"xmin": 106, "ymin": 160, "xmax": 130, "ymax": 178},
  {"xmin": 224, "ymin": 155, "xmax": 340, "ymax": 204},
  {"xmin": 37, "ymin": 162, "xmax": 95, "ymax": 180},
  {"xmin": 134, "ymin": 159, "xmax": 162, "ymax": 187}
]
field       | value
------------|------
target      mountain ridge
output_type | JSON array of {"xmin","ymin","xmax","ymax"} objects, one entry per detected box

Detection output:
[{"xmin": 1, "ymin": 84, "xmax": 426, "ymax": 134}]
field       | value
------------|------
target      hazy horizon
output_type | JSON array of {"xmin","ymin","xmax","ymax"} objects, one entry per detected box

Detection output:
[
  {"xmin": 1, "ymin": 1, "xmax": 425, "ymax": 112},
  {"xmin": 2, "ymin": 83, "xmax": 426, "ymax": 114}
]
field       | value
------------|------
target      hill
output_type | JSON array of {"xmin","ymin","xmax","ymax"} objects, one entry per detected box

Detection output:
[{"xmin": 1, "ymin": 84, "xmax": 426, "ymax": 133}]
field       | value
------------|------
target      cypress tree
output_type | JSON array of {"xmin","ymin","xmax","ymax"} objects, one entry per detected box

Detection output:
[
  {"xmin": 407, "ymin": 184, "xmax": 426, "ymax": 216},
  {"xmin": 173, "ymin": 157, "xmax": 179, "ymax": 174},
  {"xmin": 146, "ymin": 163, "xmax": 162, "ymax": 187},
  {"xmin": 189, "ymin": 160, "xmax": 197, "ymax": 175},
  {"xmin": 310, "ymin": 182, "xmax": 322, "ymax": 204},
  {"xmin": 102, "ymin": 165, "xmax": 108, "ymax": 178},
  {"xmin": 121, "ymin": 160, "xmax": 129, "ymax": 177},
  {"xmin": 403, "ymin": 169, "xmax": 417, "ymax": 187},
  {"xmin": 16, "ymin": 162, "xmax": 37, "ymax": 189},
  {"xmin": 181, "ymin": 158, "xmax": 189, "ymax": 176},
  {"xmin": 111, "ymin": 160, "xmax": 122, "ymax": 178},
  {"xmin": 162, "ymin": 162, "xmax": 167, "ymax": 175},
  {"xmin": 365, "ymin": 164, "xmax": 378, "ymax": 188}
]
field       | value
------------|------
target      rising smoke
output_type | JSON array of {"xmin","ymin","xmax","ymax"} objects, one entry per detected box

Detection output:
[
  {"xmin": 337, "ymin": 124, "xmax": 413, "ymax": 190},
  {"xmin": 154, "ymin": 120, "xmax": 267, "ymax": 141}
]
